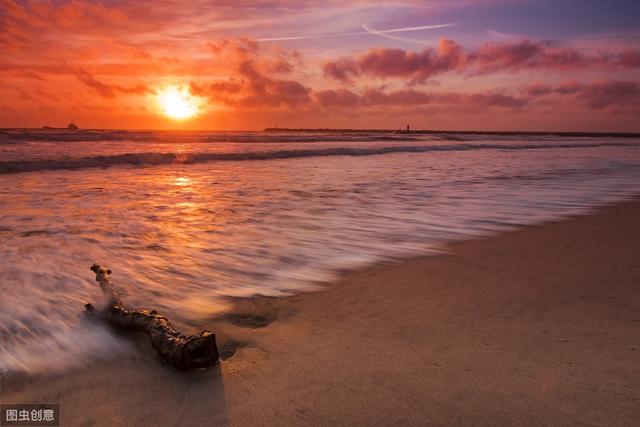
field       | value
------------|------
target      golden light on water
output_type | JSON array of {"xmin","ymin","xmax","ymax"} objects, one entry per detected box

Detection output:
[
  {"xmin": 156, "ymin": 85, "xmax": 205, "ymax": 120},
  {"xmin": 174, "ymin": 176, "xmax": 192, "ymax": 186}
]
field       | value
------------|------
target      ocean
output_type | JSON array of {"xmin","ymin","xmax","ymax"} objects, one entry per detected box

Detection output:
[{"xmin": 1, "ymin": 129, "xmax": 639, "ymax": 372}]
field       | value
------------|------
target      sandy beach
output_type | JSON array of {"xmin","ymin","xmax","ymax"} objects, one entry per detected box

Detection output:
[{"xmin": 2, "ymin": 199, "xmax": 639, "ymax": 426}]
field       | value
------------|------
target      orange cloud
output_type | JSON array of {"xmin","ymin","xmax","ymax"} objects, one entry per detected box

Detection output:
[{"xmin": 69, "ymin": 67, "xmax": 152, "ymax": 98}]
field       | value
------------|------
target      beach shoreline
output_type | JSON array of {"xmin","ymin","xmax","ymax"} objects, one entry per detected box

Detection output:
[{"xmin": 2, "ymin": 198, "xmax": 640, "ymax": 426}]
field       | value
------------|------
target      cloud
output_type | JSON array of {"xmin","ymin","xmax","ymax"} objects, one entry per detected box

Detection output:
[
  {"xmin": 325, "ymin": 38, "xmax": 466, "ymax": 84},
  {"xmin": 194, "ymin": 39, "xmax": 530, "ymax": 113},
  {"xmin": 69, "ymin": 67, "xmax": 152, "ymax": 98},
  {"xmin": 313, "ymin": 88, "xmax": 361, "ymax": 108},
  {"xmin": 324, "ymin": 38, "xmax": 640, "ymax": 83},
  {"xmin": 0, "ymin": 62, "xmax": 152, "ymax": 98},
  {"xmin": 525, "ymin": 80, "xmax": 640, "ymax": 110},
  {"xmin": 323, "ymin": 58, "xmax": 361, "ymax": 83},
  {"xmin": 577, "ymin": 81, "xmax": 640, "ymax": 109},
  {"xmin": 0, "ymin": 0, "xmax": 130, "ymax": 49},
  {"xmin": 609, "ymin": 50, "xmax": 640, "ymax": 68},
  {"xmin": 313, "ymin": 87, "xmax": 528, "ymax": 110},
  {"xmin": 206, "ymin": 38, "xmax": 302, "ymax": 76},
  {"xmin": 313, "ymin": 78, "xmax": 639, "ymax": 114},
  {"xmin": 191, "ymin": 38, "xmax": 638, "ymax": 118},
  {"xmin": 193, "ymin": 59, "xmax": 312, "ymax": 109}
]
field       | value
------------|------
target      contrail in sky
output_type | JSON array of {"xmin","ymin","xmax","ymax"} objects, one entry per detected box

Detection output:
[
  {"xmin": 257, "ymin": 23, "xmax": 457, "ymax": 42},
  {"xmin": 361, "ymin": 24, "xmax": 443, "ymax": 44}
]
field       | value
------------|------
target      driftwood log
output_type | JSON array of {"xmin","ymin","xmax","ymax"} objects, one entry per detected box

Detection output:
[{"xmin": 85, "ymin": 263, "xmax": 219, "ymax": 369}]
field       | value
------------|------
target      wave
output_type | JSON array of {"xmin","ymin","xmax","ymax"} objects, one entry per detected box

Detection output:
[
  {"xmin": 4, "ymin": 129, "xmax": 637, "ymax": 145},
  {"xmin": 0, "ymin": 129, "xmax": 422, "ymax": 144},
  {"xmin": 1, "ymin": 141, "xmax": 638, "ymax": 174}
]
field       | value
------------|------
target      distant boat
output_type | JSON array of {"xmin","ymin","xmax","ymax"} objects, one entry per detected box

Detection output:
[{"xmin": 41, "ymin": 123, "xmax": 79, "ymax": 130}]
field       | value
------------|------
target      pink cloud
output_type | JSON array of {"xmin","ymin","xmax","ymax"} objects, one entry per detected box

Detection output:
[
  {"xmin": 191, "ymin": 38, "xmax": 637, "ymax": 118},
  {"xmin": 323, "ymin": 58, "xmax": 361, "ymax": 83},
  {"xmin": 526, "ymin": 80, "xmax": 640, "ymax": 110},
  {"xmin": 325, "ymin": 39, "xmax": 466, "ymax": 84},
  {"xmin": 313, "ymin": 88, "xmax": 361, "ymax": 108},
  {"xmin": 313, "ymin": 87, "xmax": 528, "ymax": 110},
  {"xmin": 324, "ymin": 38, "xmax": 640, "ymax": 83},
  {"xmin": 313, "ymin": 80, "xmax": 638, "ymax": 114}
]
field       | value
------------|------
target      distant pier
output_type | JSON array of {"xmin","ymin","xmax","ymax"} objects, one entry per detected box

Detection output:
[{"xmin": 263, "ymin": 128, "xmax": 640, "ymax": 138}]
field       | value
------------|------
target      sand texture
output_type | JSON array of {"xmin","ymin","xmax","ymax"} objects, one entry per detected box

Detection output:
[{"xmin": 2, "ymin": 200, "xmax": 639, "ymax": 426}]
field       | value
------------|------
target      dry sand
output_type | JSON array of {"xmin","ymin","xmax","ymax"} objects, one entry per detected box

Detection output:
[{"xmin": 2, "ymin": 199, "xmax": 640, "ymax": 426}]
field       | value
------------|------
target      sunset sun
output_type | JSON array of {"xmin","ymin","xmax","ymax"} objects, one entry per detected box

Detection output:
[{"xmin": 156, "ymin": 85, "xmax": 204, "ymax": 120}]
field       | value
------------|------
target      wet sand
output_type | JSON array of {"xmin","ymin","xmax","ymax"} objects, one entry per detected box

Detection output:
[{"xmin": 2, "ymin": 199, "xmax": 639, "ymax": 426}]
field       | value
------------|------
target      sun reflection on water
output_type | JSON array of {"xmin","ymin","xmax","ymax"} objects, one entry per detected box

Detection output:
[{"xmin": 174, "ymin": 176, "xmax": 192, "ymax": 187}]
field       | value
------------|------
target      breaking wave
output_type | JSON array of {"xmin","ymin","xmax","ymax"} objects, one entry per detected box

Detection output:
[{"xmin": 1, "ymin": 141, "xmax": 637, "ymax": 174}]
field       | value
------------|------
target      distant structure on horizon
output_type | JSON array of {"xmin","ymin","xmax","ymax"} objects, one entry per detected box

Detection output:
[
  {"xmin": 42, "ymin": 123, "xmax": 78, "ymax": 130},
  {"xmin": 262, "ymin": 127, "xmax": 640, "ymax": 138}
]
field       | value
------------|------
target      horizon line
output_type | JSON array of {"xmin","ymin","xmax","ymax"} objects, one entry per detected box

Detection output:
[{"xmin": 1, "ymin": 127, "xmax": 639, "ymax": 137}]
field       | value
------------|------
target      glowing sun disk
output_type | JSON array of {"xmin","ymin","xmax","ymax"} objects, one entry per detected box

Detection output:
[{"xmin": 156, "ymin": 86, "xmax": 203, "ymax": 120}]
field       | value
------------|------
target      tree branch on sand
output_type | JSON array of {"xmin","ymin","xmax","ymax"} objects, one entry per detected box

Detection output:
[{"xmin": 85, "ymin": 263, "xmax": 219, "ymax": 370}]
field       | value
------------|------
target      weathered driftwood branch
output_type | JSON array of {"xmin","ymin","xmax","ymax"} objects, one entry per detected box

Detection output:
[{"xmin": 85, "ymin": 263, "xmax": 219, "ymax": 369}]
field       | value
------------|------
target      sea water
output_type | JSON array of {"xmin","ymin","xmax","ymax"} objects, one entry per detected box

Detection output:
[{"xmin": 1, "ymin": 130, "xmax": 639, "ymax": 372}]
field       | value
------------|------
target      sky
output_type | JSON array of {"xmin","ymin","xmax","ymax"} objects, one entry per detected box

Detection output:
[{"xmin": 1, "ymin": 0, "xmax": 639, "ymax": 131}]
